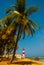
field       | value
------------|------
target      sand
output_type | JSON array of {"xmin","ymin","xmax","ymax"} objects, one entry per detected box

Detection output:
[{"xmin": 0, "ymin": 58, "xmax": 44, "ymax": 65}]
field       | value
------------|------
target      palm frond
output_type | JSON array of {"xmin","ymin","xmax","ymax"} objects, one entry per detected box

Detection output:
[
  {"xmin": 5, "ymin": 8, "xmax": 12, "ymax": 14},
  {"xmin": 0, "ymin": 16, "xmax": 15, "ymax": 28},
  {"xmin": 25, "ymin": 5, "xmax": 39, "ymax": 16},
  {"xmin": 4, "ymin": 17, "xmax": 12, "ymax": 26},
  {"xmin": 1, "ymin": 16, "xmax": 12, "ymax": 21},
  {"xmin": 24, "ymin": 26, "xmax": 30, "ymax": 35},
  {"xmin": 29, "ymin": 20, "xmax": 40, "ymax": 30},
  {"xmin": 10, "ymin": 4, "xmax": 18, "ymax": 10},
  {"xmin": 6, "ymin": 10, "xmax": 22, "ymax": 17},
  {"xmin": 16, "ymin": 0, "xmax": 25, "ymax": 12},
  {"xmin": 11, "ymin": 25, "xmax": 18, "ymax": 37},
  {"xmin": 6, "ymin": 24, "xmax": 15, "ymax": 35},
  {"xmin": 27, "ymin": 22, "xmax": 35, "ymax": 36}
]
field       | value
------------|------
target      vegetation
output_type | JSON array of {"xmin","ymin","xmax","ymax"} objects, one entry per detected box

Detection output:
[
  {"xmin": 0, "ymin": 16, "xmax": 16, "ymax": 56},
  {"xmin": 0, "ymin": 0, "xmax": 40, "ymax": 63}
]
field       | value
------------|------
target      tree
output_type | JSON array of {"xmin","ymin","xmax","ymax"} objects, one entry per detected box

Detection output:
[
  {"xmin": 1, "ymin": 0, "xmax": 40, "ymax": 62},
  {"xmin": 0, "ymin": 16, "xmax": 16, "ymax": 57},
  {"xmin": 0, "ymin": 26, "xmax": 6, "ymax": 56}
]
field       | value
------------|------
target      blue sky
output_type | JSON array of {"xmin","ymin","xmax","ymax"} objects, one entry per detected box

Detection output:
[{"xmin": 0, "ymin": 0, "xmax": 44, "ymax": 57}]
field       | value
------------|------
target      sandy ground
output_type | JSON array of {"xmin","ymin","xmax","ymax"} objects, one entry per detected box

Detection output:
[{"xmin": 0, "ymin": 58, "xmax": 44, "ymax": 65}]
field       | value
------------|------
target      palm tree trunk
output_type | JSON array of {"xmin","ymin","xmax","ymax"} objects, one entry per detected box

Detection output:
[{"xmin": 10, "ymin": 25, "xmax": 21, "ymax": 63}]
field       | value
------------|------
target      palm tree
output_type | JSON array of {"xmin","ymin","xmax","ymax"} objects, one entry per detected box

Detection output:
[
  {"xmin": 4, "ymin": 36, "xmax": 16, "ymax": 59},
  {"xmin": 0, "ymin": 27, "xmax": 6, "ymax": 56},
  {"xmin": 1, "ymin": 0, "xmax": 40, "ymax": 62},
  {"xmin": 0, "ymin": 17, "xmax": 16, "ymax": 57},
  {"xmin": 0, "ymin": 21, "xmax": 7, "ymax": 55}
]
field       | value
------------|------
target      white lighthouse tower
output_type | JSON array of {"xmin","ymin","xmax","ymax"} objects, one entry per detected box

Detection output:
[{"xmin": 22, "ymin": 49, "xmax": 25, "ymax": 58}]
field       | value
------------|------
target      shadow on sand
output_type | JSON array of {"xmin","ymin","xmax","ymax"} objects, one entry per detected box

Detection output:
[{"xmin": 10, "ymin": 61, "xmax": 41, "ymax": 65}]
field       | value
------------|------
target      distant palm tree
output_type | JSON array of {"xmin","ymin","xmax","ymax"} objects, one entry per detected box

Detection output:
[{"xmin": 1, "ymin": 0, "xmax": 40, "ymax": 62}]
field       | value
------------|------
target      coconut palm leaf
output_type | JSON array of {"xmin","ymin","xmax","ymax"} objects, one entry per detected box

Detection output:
[
  {"xmin": 5, "ymin": 8, "xmax": 12, "ymax": 13},
  {"xmin": 24, "ymin": 25, "xmax": 30, "ymax": 35},
  {"xmin": 4, "ymin": 17, "xmax": 12, "ymax": 26},
  {"xmin": 6, "ymin": 9, "xmax": 22, "ymax": 18},
  {"xmin": 25, "ymin": 6, "xmax": 39, "ymax": 16},
  {"xmin": 27, "ymin": 22, "xmax": 35, "ymax": 36},
  {"xmin": 0, "ymin": 16, "xmax": 15, "ymax": 29},
  {"xmin": 10, "ymin": 4, "xmax": 18, "ymax": 10},
  {"xmin": 16, "ymin": 0, "xmax": 25, "ymax": 12},
  {"xmin": 10, "ymin": 24, "xmax": 19, "ymax": 37},
  {"xmin": 29, "ymin": 20, "xmax": 40, "ymax": 29},
  {"xmin": 1, "ymin": 16, "xmax": 13, "ymax": 21}
]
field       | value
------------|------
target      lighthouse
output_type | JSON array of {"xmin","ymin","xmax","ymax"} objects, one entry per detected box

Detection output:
[{"xmin": 22, "ymin": 49, "xmax": 25, "ymax": 58}]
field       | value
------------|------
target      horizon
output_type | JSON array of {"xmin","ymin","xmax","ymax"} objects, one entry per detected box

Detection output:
[{"xmin": 0, "ymin": 0, "xmax": 44, "ymax": 57}]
